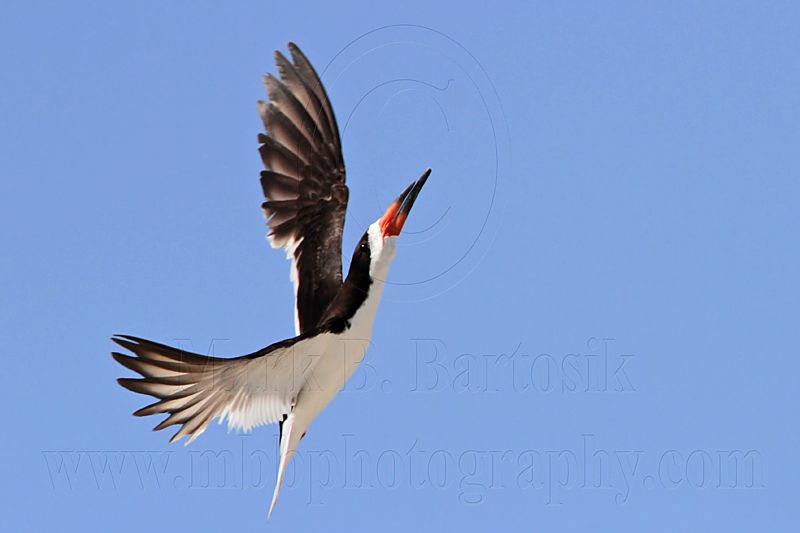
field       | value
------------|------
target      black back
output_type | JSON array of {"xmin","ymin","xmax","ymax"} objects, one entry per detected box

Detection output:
[{"xmin": 319, "ymin": 232, "xmax": 373, "ymax": 333}]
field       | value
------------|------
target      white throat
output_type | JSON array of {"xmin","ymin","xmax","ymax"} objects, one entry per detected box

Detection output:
[{"xmin": 348, "ymin": 223, "xmax": 397, "ymax": 335}]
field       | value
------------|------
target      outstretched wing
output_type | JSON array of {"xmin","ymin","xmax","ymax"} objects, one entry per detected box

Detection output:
[
  {"xmin": 112, "ymin": 331, "xmax": 332, "ymax": 445},
  {"xmin": 258, "ymin": 43, "xmax": 347, "ymax": 334}
]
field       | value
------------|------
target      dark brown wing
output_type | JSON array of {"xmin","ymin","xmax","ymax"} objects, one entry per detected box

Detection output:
[
  {"xmin": 111, "ymin": 327, "xmax": 335, "ymax": 445},
  {"xmin": 257, "ymin": 43, "xmax": 347, "ymax": 334}
]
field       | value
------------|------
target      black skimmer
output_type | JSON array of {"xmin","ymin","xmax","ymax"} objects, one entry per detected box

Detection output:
[{"xmin": 111, "ymin": 43, "xmax": 431, "ymax": 517}]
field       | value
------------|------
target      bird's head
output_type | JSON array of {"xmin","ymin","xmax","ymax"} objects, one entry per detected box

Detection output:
[{"xmin": 349, "ymin": 168, "xmax": 431, "ymax": 281}]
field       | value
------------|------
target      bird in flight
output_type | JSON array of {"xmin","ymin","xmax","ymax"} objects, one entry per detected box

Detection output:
[{"xmin": 112, "ymin": 42, "xmax": 432, "ymax": 517}]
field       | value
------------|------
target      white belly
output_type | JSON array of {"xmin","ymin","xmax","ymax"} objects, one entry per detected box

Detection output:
[{"xmin": 293, "ymin": 281, "xmax": 384, "ymax": 430}]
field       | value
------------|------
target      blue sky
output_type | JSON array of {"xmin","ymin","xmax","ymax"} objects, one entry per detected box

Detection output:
[{"xmin": 2, "ymin": 1, "xmax": 798, "ymax": 531}]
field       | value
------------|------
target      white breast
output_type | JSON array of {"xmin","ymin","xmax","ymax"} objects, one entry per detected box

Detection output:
[
  {"xmin": 291, "ymin": 226, "xmax": 396, "ymax": 434},
  {"xmin": 292, "ymin": 275, "xmax": 388, "ymax": 429}
]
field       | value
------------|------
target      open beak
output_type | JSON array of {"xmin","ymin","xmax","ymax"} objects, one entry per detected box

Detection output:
[{"xmin": 379, "ymin": 168, "xmax": 432, "ymax": 238}]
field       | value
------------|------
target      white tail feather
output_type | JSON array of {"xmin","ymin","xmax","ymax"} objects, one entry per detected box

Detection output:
[{"xmin": 269, "ymin": 413, "xmax": 302, "ymax": 518}]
